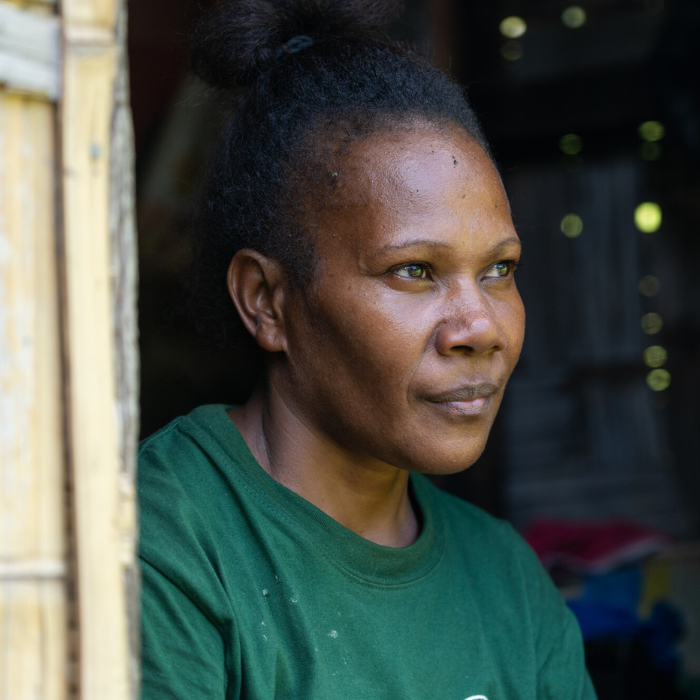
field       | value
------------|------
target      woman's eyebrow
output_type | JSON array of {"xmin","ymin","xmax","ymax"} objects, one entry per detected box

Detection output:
[
  {"xmin": 377, "ymin": 240, "xmax": 451, "ymax": 254},
  {"xmin": 486, "ymin": 237, "xmax": 522, "ymax": 256},
  {"xmin": 377, "ymin": 236, "xmax": 521, "ymax": 256}
]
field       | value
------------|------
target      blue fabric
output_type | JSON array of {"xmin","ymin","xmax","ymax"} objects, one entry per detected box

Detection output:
[{"xmin": 566, "ymin": 567, "xmax": 683, "ymax": 675}]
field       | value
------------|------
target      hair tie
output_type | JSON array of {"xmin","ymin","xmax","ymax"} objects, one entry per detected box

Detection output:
[{"xmin": 276, "ymin": 35, "xmax": 314, "ymax": 59}]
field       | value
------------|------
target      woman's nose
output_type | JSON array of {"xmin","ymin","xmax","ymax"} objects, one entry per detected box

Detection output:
[{"xmin": 435, "ymin": 287, "xmax": 508, "ymax": 358}]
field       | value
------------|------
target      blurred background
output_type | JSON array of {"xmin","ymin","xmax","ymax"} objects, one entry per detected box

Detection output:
[{"xmin": 129, "ymin": 0, "xmax": 699, "ymax": 697}]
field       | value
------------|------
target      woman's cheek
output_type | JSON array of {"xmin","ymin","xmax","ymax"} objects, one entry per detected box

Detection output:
[{"xmin": 502, "ymin": 292, "xmax": 526, "ymax": 360}]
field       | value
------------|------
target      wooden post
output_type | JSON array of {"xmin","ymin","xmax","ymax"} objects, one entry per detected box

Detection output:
[
  {"xmin": 109, "ymin": 1, "xmax": 140, "ymax": 694},
  {"xmin": 0, "ymin": 86, "xmax": 67, "ymax": 700},
  {"xmin": 59, "ymin": 0, "xmax": 138, "ymax": 696},
  {"xmin": 0, "ymin": 0, "xmax": 139, "ymax": 695}
]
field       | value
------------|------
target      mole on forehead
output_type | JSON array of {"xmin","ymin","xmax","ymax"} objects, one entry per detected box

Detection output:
[
  {"xmin": 309, "ymin": 125, "xmax": 495, "ymax": 218},
  {"xmin": 346, "ymin": 136, "xmax": 492, "ymax": 197}
]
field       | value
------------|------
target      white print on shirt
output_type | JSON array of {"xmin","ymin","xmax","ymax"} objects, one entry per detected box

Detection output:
[{"xmin": 464, "ymin": 696, "xmax": 489, "ymax": 700}]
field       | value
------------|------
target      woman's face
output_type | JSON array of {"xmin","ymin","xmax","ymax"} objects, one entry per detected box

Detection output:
[{"xmin": 280, "ymin": 124, "xmax": 525, "ymax": 474}]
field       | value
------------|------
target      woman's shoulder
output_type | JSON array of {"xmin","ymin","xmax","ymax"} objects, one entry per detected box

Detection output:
[
  {"xmin": 137, "ymin": 405, "xmax": 245, "ymax": 588},
  {"xmin": 139, "ymin": 404, "xmax": 233, "ymax": 463},
  {"xmin": 138, "ymin": 407, "xmax": 241, "ymax": 661},
  {"xmin": 138, "ymin": 404, "xmax": 250, "ymax": 500}
]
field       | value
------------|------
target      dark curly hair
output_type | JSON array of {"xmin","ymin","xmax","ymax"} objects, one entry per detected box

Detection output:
[{"xmin": 190, "ymin": 0, "xmax": 489, "ymax": 352}]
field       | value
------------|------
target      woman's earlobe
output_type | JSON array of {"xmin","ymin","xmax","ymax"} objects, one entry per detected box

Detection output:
[{"xmin": 227, "ymin": 250, "xmax": 288, "ymax": 353}]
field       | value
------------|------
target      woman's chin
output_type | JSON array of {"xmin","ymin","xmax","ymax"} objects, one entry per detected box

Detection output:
[{"xmin": 390, "ymin": 434, "xmax": 490, "ymax": 476}]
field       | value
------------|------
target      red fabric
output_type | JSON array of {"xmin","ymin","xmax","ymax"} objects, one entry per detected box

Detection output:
[{"xmin": 523, "ymin": 519, "xmax": 671, "ymax": 574}]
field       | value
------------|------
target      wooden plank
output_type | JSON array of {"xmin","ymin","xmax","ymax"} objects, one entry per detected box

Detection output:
[
  {"xmin": 0, "ymin": 560, "xmax": 66, "ymax": 579},
  {"xmin": 40, "ymin": 580, "xmax": 69, "ymax": 700},
  {"xmin": 109, "ymin": 2, "xmax": 139, "ymax": 697},
  {"xmin": 0, "ymin": 580, "xmax": 67, "ymax": 700},
  {"xmin": 61, "ymin": 0, "xmax": 114, "ymax": 31},
  {"xmin": 0, "ymin": 93, "xmax": 64, "ymax": 569},
  {"xmin": 0, "ymin": 1, "xmax": 60, "ymax": 98},
  {"xmin": 0, "ymin": 89, "xmax": 66, "ymax": 698},
  {"xmin": 59, "ymin": 0, "xmax": 139, "ymax": 694},
  {"xmin": 0, "ymin": 581, "xmax": 42, "ymax": 698},
  {"xmin": 59, "ymin": 33, "xmax": 131, "ymax": 699}
]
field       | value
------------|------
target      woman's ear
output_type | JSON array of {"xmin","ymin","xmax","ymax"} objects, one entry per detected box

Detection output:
[{"xmin": 227, "ymin": 250, "xmax": 288, "ymax": 353}]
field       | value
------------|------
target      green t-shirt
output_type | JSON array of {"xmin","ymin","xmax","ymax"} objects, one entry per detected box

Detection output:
[{"xmin": 139, "ymin": 404, "xmax": 596, "ymax": 700}]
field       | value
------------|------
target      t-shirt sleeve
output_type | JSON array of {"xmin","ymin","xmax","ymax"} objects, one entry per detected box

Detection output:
[
  {"xmin": 139, "ymin": 428, "xmax": 239, "ymax": 700},
  {"xmin": 141, "ymin": 559, "xmax": 228, "ymax": 700},
  {"xmin": 536, "ymin": 605, "xmax": 597, "ymax": 699},
  {"xmin": 509, "ymin": 525, "xmax": 598, "ymax": 700}
]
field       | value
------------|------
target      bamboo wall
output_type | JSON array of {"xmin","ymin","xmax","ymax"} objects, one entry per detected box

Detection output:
[
  {"xmin": 0, "ymin": 86, "xmax": 68, "ymax": 700},
  {"xmin": 0, "ymin": 0, "xmax": 138, "ymax": 697}
]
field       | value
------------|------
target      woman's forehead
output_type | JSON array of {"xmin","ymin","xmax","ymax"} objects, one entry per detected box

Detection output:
[
  {"xmin": 332, "ymin": 125, "xmax": 504, "ymax": 211},
  {"xmin": 311, "ymin": 126, "xmax": 515, "ymax": 259}
]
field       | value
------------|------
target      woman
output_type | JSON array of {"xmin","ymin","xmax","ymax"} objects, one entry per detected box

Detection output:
[{"xmin": 138, "ymin": 1, "xmax": 597, "ymax": 698}]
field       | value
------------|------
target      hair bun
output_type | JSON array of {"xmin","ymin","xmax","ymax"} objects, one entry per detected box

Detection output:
[{"xmin": 190, "ymin": 0, "xmax": 403, "ymax": 90}]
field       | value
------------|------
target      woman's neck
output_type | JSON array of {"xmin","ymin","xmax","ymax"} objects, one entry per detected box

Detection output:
[{"xmin": 228, "ymin": 384, "xmax": 419, "ymax": 548}]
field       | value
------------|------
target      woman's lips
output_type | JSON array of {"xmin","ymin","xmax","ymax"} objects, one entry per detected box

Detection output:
[
  {"xmin": 442, "ymin": 396, "xmax": 489, "ymax": 414},
  {"xmin": 424, "ymin": 382, "xmax": 499, "ymax": 416}
]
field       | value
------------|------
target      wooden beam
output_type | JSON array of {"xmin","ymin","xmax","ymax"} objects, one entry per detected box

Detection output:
[
  {"xmin": 0, "ymin": 560, "xmax": 67, "ymax": 580},
  {"xmin": 61, "ymin": 0, "xmax": 114, "ymax": 31},
  {"xmin": 59, "ymin": 14, "xmax": 132, "ymax": 697},
  {"xmin": 0, "ymin": 580, "xmax": 67, "ymax": 699},
  {"xmin": 109, "ymin": 2, "xmax": 140, "ymax": 696},
  {"xmin": 0, "ymin": 90, "xmax": 67, "ymax": 700}
]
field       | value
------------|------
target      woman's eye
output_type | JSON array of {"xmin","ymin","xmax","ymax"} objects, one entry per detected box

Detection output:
[
  {"xmin": 395, "ymin": 264, "xmax": 429, "ymax": 279},
  {"xmin": 483, "ymin": 261, "xmax": 517, "ymax": 279}
]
